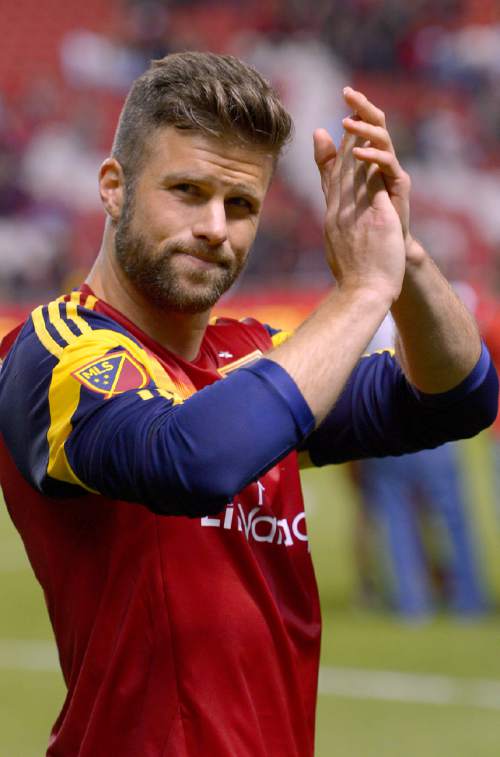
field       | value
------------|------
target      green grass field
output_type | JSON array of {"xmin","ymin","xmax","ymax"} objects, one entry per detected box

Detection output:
[{"xmin": 1, "ymin": 436, "xmax": 500, "ymax": 756}]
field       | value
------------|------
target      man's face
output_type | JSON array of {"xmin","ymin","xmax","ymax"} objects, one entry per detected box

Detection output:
[{"xmin": 114, "ymin": 127, "xmax": 274, "ymax": 314}]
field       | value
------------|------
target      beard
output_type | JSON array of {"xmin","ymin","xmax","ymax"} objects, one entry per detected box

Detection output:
[{"xmin": 114, "ymin": 195, "xmax": 247, "ymax": 314}]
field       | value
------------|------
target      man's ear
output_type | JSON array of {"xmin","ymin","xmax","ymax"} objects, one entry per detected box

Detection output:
[{"xmin": 98, "ymin": 158, "xmax": 126, "ymax": 222}]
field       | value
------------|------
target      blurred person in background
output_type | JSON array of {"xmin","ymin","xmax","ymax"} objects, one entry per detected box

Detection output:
[
  {"xmin": 0, "ymin": 51, "xmax": 496, "ymax": 756},
  {"xmin": 476, "ymin": 265, "xmax": 500, "ymax": 522},
  {"xmin": 0, "ymin": 92, "xmax": 72, "ymax": 302},
  {"xmin": 357, "ymin": 444, "xmax": 486, "ymax": 620},
  {"xmin": 353, "ymin": 272, "xmax": 487, "ymax": 621}
]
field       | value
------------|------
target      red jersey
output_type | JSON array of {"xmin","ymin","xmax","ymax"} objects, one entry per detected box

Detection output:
[
  {"xmin": 2, "ymin": 287, "xmax": 495, "ymax": 755},
  {"xmin": 0, "ymin": 288, "xmax": 321, "ymax": 756}
]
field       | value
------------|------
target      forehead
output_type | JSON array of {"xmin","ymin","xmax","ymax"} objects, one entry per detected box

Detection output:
[{"xmin": 141, "ymin": 126, "xmax": 274, "ymax": 194}]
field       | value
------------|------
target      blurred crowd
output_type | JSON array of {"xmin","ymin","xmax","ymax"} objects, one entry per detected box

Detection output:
[
  {"xmin": 2, "ymin": 0, "xmax": 500, "ymax": 302},
  {"xmin": 2, "ymin": 0, "xmax": 500, "ymax": 616}
]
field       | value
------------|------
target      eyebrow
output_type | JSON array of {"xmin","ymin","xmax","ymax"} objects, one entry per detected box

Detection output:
[{"xmin": 161, "ymin": 172, "xmax": 261, "ymax": 204}]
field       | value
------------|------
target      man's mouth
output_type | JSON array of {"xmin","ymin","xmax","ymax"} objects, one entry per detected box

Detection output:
[
  {"xmin": 174, "ymin": 249, "xmax": 229, "ymax": 269},
  {"xmin": 182, "ymin": 254, "xmax": 217, "ymax": 269}
]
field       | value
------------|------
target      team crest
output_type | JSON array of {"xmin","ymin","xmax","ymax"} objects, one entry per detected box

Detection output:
[{"xmin": 72, "ymin": 350, "xmax": 150, "ymax": 397}]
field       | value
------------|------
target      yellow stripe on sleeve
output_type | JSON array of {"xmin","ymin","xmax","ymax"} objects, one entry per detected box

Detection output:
[
  {"xmin": 45, "ymin": 328, "xmax": 187, "ymax": 487},
  {"xmin": 362, "ymin": 347, "xmax": 396, "ymax": 358},
  {"xmin": 271, "ymin": 330, "xmax": 293, "ymax": 348},
  {"xmin": 48, "ymin": 300, "xmax": 79, "ymax": 346},
  {"xmin": 60, "ymin": 448, "xmax": 99, "ymax": 493},
  {"xmin": 31, "ymin": 306, "xmax": 63, "ymax": 358},
  {"xmin": 138, "ymin": 389, "xmax": 154, "ymax": 401},
  {"xmin": 66, "ymin": 294, "xmax": 93, "ymax": 335},
  {"xmin": 145, "ymin": 354, "xmax": 194, "ymax": 400},
  {"xmin": 156, "ymin": 387, "xmax": 184, "ymax": 404},
  {"xmin": 46, "ymin": 345, "xmax": 91, "ymax": 486},
  {"xmin": 81, "ymin": 292, "xmax": 98, "ymax": 310}
]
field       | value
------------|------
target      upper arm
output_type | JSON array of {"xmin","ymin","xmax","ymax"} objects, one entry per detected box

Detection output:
[
  {"xmin": 0, "ymin": 298, "xmax": 181, "ymax": 498},
  {"xmin": 0, "ymin": 305, "xmax": 314, "ymax": 516}
]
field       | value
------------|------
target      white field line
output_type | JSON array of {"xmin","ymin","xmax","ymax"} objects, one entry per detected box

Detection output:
[
  {"xmin": 1, "ymin": 639, "xmax": 500, "ymax": 712},
  {"xmin": 0, "ymin": 639, "xmax": 58, "ymax": 672},
  {"xmin": 319, "ymin": 667, "xmax": 500, "ymax": 711}
]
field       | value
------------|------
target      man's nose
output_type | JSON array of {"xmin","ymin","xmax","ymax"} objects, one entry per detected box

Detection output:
[{"xmin": 192, "ymin": 200, "xmax": 228, "ymax": 247}]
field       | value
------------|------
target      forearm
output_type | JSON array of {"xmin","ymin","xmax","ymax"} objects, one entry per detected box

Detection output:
[
  {"xmin": 268, "ymin": 284, "xmax": 393, "ymax": 424},
  {"xmin": 63, "ymin": 286, "xmax": 394, "ymax": 511},
  {"xmin": 64, "ymin": 361, "xmax": 314, "ymax": 515},
  {"xmin": 392, "ymin": 237, "xmax": 481, "ymax": 393}
]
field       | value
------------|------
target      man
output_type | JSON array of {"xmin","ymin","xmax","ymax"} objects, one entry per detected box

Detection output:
[{"xmin": 0, "ymin": 52, "xmax": 496, "ymax": 756}]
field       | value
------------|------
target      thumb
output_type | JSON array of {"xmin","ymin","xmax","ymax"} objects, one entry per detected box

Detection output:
[{"xmin": 313, "ymin": 128, "xmax": 337, "ymax": 200}]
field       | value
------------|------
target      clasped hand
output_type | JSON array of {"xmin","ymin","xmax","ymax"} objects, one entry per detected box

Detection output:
[{"xmin": 314, "ymin": 87, "xmax": 413, "ymax": 304}]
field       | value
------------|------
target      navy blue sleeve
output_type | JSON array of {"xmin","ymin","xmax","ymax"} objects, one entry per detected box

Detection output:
[
  {"xmin": 303, "ymin": 343, "xmax": 498, "ymax": 466},
  {"xmin": 66, "ymin": 358, "xmax": 314, "ymax": 516}
]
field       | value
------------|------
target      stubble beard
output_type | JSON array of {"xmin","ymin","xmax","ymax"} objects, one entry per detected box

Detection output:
[{"xmin": 114, "ymin": 194, "xmax": 247, "ymax": 314}]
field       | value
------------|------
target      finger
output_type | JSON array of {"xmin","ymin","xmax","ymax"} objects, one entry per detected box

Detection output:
[
  {"xmin": 353, "ymin": 164, "xmax": 370, "ymax": 221},
  {"xmin": 365, "ymin": 162, "xmax": 390, "ymax": 211},
  {"xmin": 352, "ymin": 146, "xmax": 402, "ymax": 179},
  {"xmin": 338, "ymin": 131, "xmax": 359, "ymax": 222},
  {"xmin": 313, "ymin": 128, "xmax": 337, "ymax": 200},
  {"xmin": 342, "ymin": 117, "xmax": 392, "ymax": 152},
  {"xmin": 343, "ymin": 86, "xmax": 386, "ymax": 128},
  {"xmin": 313, "ymin": 128, "xmax": 337, "ymax": 166},
  {"xmin": 353, "ymin": 145, "xmax": 411, "ymax": 238},
  {"xmin": 345, "ymin": 119, "xmax": 407, "ymax": 187},
  {"xmin": 352, "ymin": 138, "xmax": 370, "ymax": 219}
]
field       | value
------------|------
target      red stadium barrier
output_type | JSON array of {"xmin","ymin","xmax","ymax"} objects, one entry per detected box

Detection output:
[
  {"xmin": 0, "ymin": 311, "xmax": 26, "ymax": 340},
  {"xmin": 0, "ymin": 290, "xmax": 327, "ymax": 340}
]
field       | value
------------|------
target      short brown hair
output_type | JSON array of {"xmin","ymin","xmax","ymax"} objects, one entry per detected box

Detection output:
[{"xmin": 112, "ymin": 51, "xmax": 293, "ymax": 184}]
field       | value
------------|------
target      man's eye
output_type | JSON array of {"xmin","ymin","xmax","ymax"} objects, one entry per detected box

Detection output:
[
  {"xmin": 226, "ymin": 197, "xmax": 253, "ymax": 212},
  {"xmin": 172, "ymin": 183, "xmax": 198, "ymax": 195}
]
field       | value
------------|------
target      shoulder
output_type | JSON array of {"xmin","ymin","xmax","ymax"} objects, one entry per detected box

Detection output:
[
  {"xmin": 28, "ymin": 291, "xmax": 141, "ymax": 360},
  {"xmin": 1, "ymin": 291, "xmax": 154, "ymax": 381},
  {"xmin": 0, "ymin": 291, "xmax": 156, "ymax": 436},
  {"xmin": 0, "ymin": 292, "xmax": 162, "ymax": 493}
]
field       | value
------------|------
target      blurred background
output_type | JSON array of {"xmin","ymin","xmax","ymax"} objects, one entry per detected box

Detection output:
[{"xmin": 1, "ymin": 0, "xmax": 500, "ymax": 755}]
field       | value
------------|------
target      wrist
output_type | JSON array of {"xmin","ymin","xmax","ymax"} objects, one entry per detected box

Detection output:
[
  {"xmin": 405, "ymin": 235, "xmax": 427, "ymax": 268},
  {"xmin": 336, "ymin": 278, "xmax": 401, "ymax": 309}
]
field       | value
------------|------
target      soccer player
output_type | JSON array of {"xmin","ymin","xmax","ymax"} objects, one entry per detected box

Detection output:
[{"xmin": 0, "ymin": 52, "xmax": 496, "ymax": 756}]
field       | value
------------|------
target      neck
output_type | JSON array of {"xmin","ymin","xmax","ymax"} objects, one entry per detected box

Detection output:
[{"xmin": 87, "ymin": 227, "xmax": 210, "ymax": 362}]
